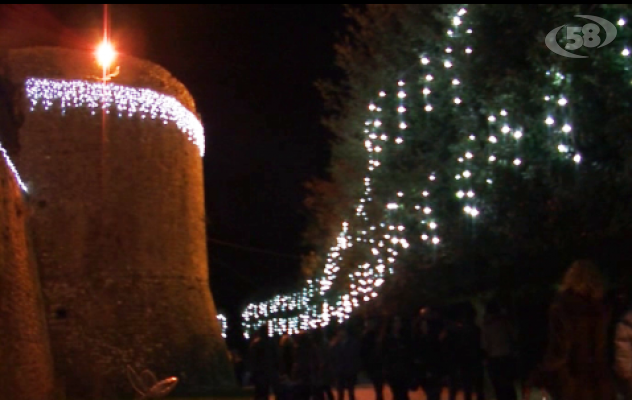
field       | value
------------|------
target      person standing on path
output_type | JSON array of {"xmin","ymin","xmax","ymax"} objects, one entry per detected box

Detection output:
[{"xmin": 482, "ymin": 300, "xmax": 518, "ymax": 400}]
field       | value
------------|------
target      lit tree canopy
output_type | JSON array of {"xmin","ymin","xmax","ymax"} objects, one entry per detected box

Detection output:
[{"xmin": 242, "ymin": 4, "xmax": 632, "ymax": 337}]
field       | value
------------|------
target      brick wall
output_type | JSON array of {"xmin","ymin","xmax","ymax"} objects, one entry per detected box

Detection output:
[{"xmin": 0, "ymin": 151, "xmax": 56, "ymax": 400}]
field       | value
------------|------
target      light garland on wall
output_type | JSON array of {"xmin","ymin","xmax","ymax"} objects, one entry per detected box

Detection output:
[
  {"xmin": 217, "ymin": 314, "xmax": 228, "ymax": 338},
  {"xmin": 25, "ymin": 78, "xmax": 205, "ymax": 157},
  {"xmin": 240, "ymin": 5, "xmax": 629, "ymax": 338},
  {"xmin": 0, "ymin": 141, "xmax": 28, "ymax": 192}
]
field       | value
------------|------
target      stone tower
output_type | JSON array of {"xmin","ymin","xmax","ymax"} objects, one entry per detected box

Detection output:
[
  {"xmin": 3, "ymin": 47, "xmax": 233, "ymax": 398},
  {"xmin": 0, "ymin": 149, "xmax": 56, "ymax": 400}
]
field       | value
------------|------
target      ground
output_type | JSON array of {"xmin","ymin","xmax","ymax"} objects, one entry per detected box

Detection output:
[{"xmin": 165, "ymin": 382, "xmax": 547, "ymax": 400}]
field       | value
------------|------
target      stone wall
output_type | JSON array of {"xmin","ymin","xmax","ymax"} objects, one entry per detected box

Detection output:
[
  {"xmin": 0, "ymin": 151, "xmax": 56, "ymax": 400},
  {"xmin": 3, "ymin": 47, "xmax": 233, "ymax": 398}
]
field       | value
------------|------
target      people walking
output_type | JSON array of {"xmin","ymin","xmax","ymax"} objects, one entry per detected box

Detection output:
[{"xmin": 531, "ymin": 260, "xmax": 615, "ymax": 400}]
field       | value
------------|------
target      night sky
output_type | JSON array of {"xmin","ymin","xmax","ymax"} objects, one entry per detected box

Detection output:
[{"xmin": 0, "ymin": 4, "xmax": 347, "ymax": 324}]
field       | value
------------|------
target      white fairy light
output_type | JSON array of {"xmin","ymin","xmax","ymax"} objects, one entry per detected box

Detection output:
[
  {"xmin": 398, "ymin": 91, "xmax": 406, "ymax": 98},
  {"xmin": 463, "ymin": 170, "xmax": 471, "ymax": 178},
  {"xmin": 489, "ymin": 136, "xmax": 497, "ymax": 143},
  {"xmin": 425, "ymin": 105, "xmax": 433, "ymax": 112},
  {"xmin": 545, "ymin": 117, "xmax": 554, "ymax": 125},
  {"xmin": 421, "ymin": 57, "xmax": 430, "ymax": 65},
  {"xmin": 454, "ymin": 97, "xmax": 462, "ymax": 104},
  {"xmin": 423, "ymin": 88, "xmax": 431, "ymax": 95},
  {"xmin": 453, "ymin": 16, "xmax": 462, "ymax": 26},
  {"xmin": 558, "ymin": 144, "xmax": 569, "ymax": 153},
  {"xmin": 501, "ymin": 125, "xmax": 510, "ymax": 133},
  {"xmin": 445, "ymin": 47, "xmax": 452, "ymax": 53},
  {"xmin": 0, "ymin": 142, "xmax": 28, "ymax": 192},
  {"xmin": 574, "ymin": 154, "xmax": 581, "ymax": 163},
  {"xmin": 465, "ymin": 152, "xmax": 473, "ymax": 159},
  {"xmin": 622, "ymin": 48, "xmax": 630, "ymax": 57},
  {"xmin": 374, "ymin": 120, "xmax": 382, "ymax": 127},
  {"xmin": 618, "ymin": 18, "xmax": 626, "ymax": 26},
  {"xmin": 458, "ymin": 8, "xmax": 466, "ymax": 16},
  {"xmin": 398, "ymin": 106, "xmax": 406, "ymax": 113},
  {"xmin": 369, "ymin": 103, "xmax": 376, "ymax": 111},
  {"xmin": 500, "ymin": 110, "xmax": 508, "ymax": 116},
  {"xmin": 426, "ymin": 74, "xmax": 434, "ymax": 81},
  {"xmin": 489, "ymin": 155, "xmax": 496, "ymax": 162},
  {"xmin": 457, "ymin": 190, "xmax": 465, "ymax": 198},
  {"xmin": 395, "ymin": 137, "xmax": 404, "ymax": 144},
  {"xmin": 465, "ymin": 47, "xmax": 472, "ymax": 54},
  {"xmin": 514, "ymin": 131, "xmax": 523, "ymax": 139},
  {"xmin": 562, "ymin": 124, "xmax": 572, "ymax": 133},
  {"xmin": 379, "ymin": 91, "xmax": 386, "ymax": 97},
  {"xmin": 444, "ymin": 60, "xmax": 453, "ymax": 68},
  {"xmin": 466, "ymin": 29, "xmax": 472, "ymax": 34},
  {"xmin": 447, "ymin": 30, "xmax": 454, "ymax": 36},
  {"xmin": 513, "ymin": 158, "xmax": 521, "ymax": 165},
  {"xmin": 26, "ymin": 78, "xmax": 206, "ymax": 156},
  {"xmin": 558, "ymin": 97, "xmax": 568, "ymax": 106},
  {"xmin": 398, "ymin": 80, "xmax": 405, "ymax": 86},
  {"xmin": 399, "ymin": 122, "xmax": 407, "ymax": 129},
  {"xmin": 432, "ymin": 237, "xmax": 440, "ymax": 244},
  {"xmin": 452, "ymin": 79, "xmax": 460, "ymax": 85}
]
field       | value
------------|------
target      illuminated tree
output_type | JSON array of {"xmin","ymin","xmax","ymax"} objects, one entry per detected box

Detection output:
[{"xmin": 242, "ymin": 4, "xmax": 632, "ymax": 336}]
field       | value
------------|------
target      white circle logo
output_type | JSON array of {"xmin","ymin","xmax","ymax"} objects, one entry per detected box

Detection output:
[{"xmin": 545, "ymin": 15, "xmax": 618, "ymax": 58}]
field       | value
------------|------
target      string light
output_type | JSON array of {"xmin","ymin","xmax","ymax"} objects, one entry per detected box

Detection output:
[
  {"xmin": 217, "ymin": 314, "xmax": 228, "ymax": 338},
  {"xmin": 0, "ymin": 141, "xmax": 28, "ymax": 192},
  {"xmin": 25, "ymin": 78, "xmax": 205, "ymax": 156}
]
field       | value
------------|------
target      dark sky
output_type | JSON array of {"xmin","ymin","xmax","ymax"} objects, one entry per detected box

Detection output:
[{"xmin": 0, "ymin": 5, "xmax": 346, "ymax": 320}]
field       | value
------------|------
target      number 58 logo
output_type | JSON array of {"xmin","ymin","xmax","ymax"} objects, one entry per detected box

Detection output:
[{"xmin": 545, "ymin": 15, "xmax": 617, "ymax": 58}]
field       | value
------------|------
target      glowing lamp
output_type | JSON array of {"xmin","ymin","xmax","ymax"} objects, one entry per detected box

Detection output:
[{"xmin": 96, "ymin": 41, "xmax": 116, "ymax": 68}]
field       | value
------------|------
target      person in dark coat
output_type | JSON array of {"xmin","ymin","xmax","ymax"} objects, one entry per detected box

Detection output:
[
  {"xmin": 415, "ymin": 307, "xmax": 446, "ymax": 400},
  {"xmin": 482, "ymin": 301, "xmax": 517, "ymax": 400},
  {"xmin": 331, "ymin": 327, "xmax": 361, "ymax": 400},
  {"xmin": 361, "ymin": 318, "xmax": 384, "ymax": 400},
  {"xmin": 249, "ymin": 324, "xmax": 280, "ymax": 400},
  {"xmin": 292, "ymin": 331, "xmax": 317, "ymax": 400},
  {"xmin": 313, "ymin": 328, "xmax": 335, "ymax": 400},
  {"xmin": 443, "ymin": 307, "xmax": 484, "ymax": 400},
  {"xmin": 531, "ymin": 260, "xmax": 616, "ymax": 400},
  {"xmin": 381, "ymin": 316, "xmax": 414, "ymax": 400}
]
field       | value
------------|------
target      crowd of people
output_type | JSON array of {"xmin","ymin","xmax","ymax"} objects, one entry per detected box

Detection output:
[{"xmin": 243, "ymin": 260, "xmax": 632, "ymax": 400}]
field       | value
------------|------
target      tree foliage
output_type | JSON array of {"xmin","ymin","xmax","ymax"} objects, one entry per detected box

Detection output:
[{"xmin": 306, "ymin": 3, "xmax": 632, "ymax": 306}]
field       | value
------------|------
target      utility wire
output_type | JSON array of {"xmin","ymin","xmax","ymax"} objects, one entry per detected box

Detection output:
[{"xmin": 208, "ymin": 237, "xmax": 302, "ymax": 259}]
